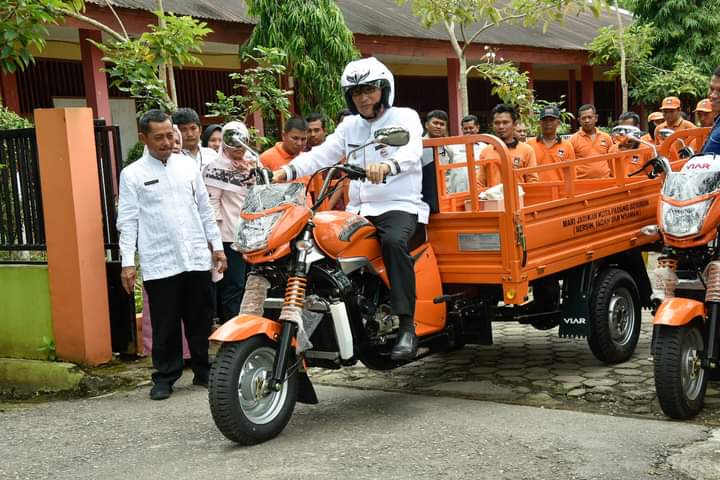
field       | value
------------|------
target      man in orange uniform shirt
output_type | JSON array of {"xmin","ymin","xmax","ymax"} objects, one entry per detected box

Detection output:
[
  {"xmin": 570, "ymin": 104, "xmax": 614, "ymax": 178},
  {"xmin": 690, "ymin": 99, "xmax": 717, "ymax": 152},
  {"xmin": 655, "ymin": 96, "xmax": 695, "ymax": 143},
  {"xmin": 527, "ymin": 104, "xmax": 575, "ymax": 182},
  {"xmin": 478, "ymin": 104, "xmax": 538, "ymax": 187},
  {"xmin": 260, "ymin": 116, "xmax": 309, "ymax": 171}
]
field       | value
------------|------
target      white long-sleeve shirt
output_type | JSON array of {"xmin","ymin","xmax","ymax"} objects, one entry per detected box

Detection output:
[
  {"xmin": 285, "ymin": 107, "xmax": 429, "ymax": 223},
  {"xmin": 117, "ymin": 152, "xmax": 223, "ymax": 281}
]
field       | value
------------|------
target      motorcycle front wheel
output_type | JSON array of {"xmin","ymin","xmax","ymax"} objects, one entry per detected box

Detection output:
[
  {"xmin": 654, "ymin": 323, "xmax": 708, "ymax": 420},
  {"xmin": 209, "ymin": 336, "xmax": 298, "ymax": 445}
]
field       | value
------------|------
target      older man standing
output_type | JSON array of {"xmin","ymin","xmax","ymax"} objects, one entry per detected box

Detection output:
[{"xmin": 117, "ymin": 110, "xmax": 227, "ymax": 400}]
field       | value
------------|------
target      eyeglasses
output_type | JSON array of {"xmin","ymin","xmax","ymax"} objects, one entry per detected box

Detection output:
[{"xmin": 350, "ymin": 85, "xmax": 380, "ymax": 98}]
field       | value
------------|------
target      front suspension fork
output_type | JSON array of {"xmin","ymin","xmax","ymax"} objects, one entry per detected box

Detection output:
[{"xmin": 268, "ymin": 321, "xmax": 299, "ymax": 392}]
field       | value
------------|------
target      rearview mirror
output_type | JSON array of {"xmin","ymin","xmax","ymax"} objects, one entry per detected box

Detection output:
[
  {"xmin": 374, "ymin": 126, "xmax": 410, "ymax": 147},
  {"xmin": 657, "ymin": 128, "xmax": 675, "ymax": 140},
  {"xmin": 611, "ymin": 125, "xmax": 642, "ymax": 142}
]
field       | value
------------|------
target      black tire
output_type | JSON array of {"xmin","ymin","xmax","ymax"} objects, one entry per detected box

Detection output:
[
  {"xmin": 208, "ymin": 337, "xmax": 298, "ymax": 445},
  {"xmin": 587, "ymin": 268, "xmax": 642, "ymax": 364},
  {"xmin": 654, "ymin": 323, "xmax": 708, "ymax": 419}
]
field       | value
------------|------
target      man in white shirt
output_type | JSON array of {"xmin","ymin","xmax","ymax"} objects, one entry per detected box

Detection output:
[
  {"xmin": 172, "ymin": 108, "xmax": 217, "ymax": 170},
  {"xmin": 272, "ymin": 57, "xmax": 427, "ymax": 360},
  {"xmin": 446, "ymin": 114, "xmax": 488, "ymax": 193},
  {"xmin": 117, "ymin": 110, "xmax": 227, "ymax": 400}
]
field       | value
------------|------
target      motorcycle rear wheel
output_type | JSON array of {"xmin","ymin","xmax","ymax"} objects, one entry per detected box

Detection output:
[
  {"xmin": 654, "ymin": 323, "xmax": 708, "ymax": 420},
  {"xmin": 209, "ymin": 336, "xmax": 298, "ymax": 445}
]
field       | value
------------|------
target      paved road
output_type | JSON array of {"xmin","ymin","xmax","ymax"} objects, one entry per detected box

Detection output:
[
  {"xmin": 313, "ymin": 311, "xmax": 720, "ymax": 425},
  {"xmin": 0, "ymin": 380, "xmax": 712, "ymax": 480}
]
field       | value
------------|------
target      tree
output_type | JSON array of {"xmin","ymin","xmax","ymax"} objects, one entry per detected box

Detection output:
[
  {"xmin": 206, "ymin": 47, "xmax": 292, "ymax": 147},
  {"xmin": 0, "ymin": 0, "xmax": 85, "ymax": 73},
  {"xmin": 398, "ymin": 0, "xmax": 603, "ymax": 116},
  {"xmin": 588, "ymin": 23, "xmax": 707, "ymax": 107},
  {"xmin": 0, "ymin": 0, "xmax": 211, "ymax": 113},
  {"xmin": 631, "ymin": 0, "xmax": 720, "ymax": 74},
  {"xmin": 243, "ymin": 0, "xmax": 358, "ymax": 118}
]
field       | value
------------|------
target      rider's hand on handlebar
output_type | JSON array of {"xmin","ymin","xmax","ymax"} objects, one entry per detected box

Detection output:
[
  {"xmin": 272, "ymin": 169, "xmax": 287, "ymax": 183},
  {"xmin": 366, "ymin": 163, "xmax": 390, "ymax": 184}
]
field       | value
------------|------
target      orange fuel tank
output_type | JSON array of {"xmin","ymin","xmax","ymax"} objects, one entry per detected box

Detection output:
[{"xmin": 313, "ymin": 211, "xmax": 382, "ymax": 260}]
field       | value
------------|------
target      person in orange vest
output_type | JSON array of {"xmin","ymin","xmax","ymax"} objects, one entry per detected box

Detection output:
[
  {"xmin": 569, "ymin": 104, "xmax": 614, "ymax": 178},
  {"xmin": 694, "ymin": 99, "xmax": 716, "ymax": 127},
  {"xmin": 655, "ymin": 96, "xmax": 695, "ymax": 145},
  {"xmin": 477, "ymin": 104, "xmax": 538, "ymax": 187},
  {"xmin": 527, "ymin": 104, "xmax": 575, "ymax": 182},
  {"xmin": 687, "ymin": 99, "xmax": 716, "ymax": 152},
  {"xmin": 609, "ymin": 112, "xmax": 653, "ymax": 176},
  {"xmin": 641, "ymin": 111, "xmax": 664, "ymax": 144},
  {"xmin": 260, "ymin": 116, "xmax": 309, "ymax": 171}
]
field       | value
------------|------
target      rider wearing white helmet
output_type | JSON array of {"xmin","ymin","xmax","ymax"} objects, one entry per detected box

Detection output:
[{"xmin": 272, "ymin": 57, "xmax": 427, "ymax": 360}]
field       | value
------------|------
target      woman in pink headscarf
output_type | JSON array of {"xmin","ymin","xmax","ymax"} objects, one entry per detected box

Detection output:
[{"xmin": 203, "ymin": 121, "xmax": 256, "ymax": 323}]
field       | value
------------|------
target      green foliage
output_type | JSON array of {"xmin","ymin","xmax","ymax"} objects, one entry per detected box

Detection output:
[
  {"xmin": 0, "ymin": 106, "xmax": 32, "ymax": 129},
  {"xmin": 0, "ymin": 0, "xmax": 84, "ymax": 73},
  {"xmin": 92, "ymin": 11, "xmax": 211, "ymax": 114},
  {"xmin": 588, "ymin": 21, "xmax": 708, "ymax": 106},
  {"xmin": 471, "ymin": 61, "xmax": 534, "ymax": 122},
  {"xmin": 124, "ymin": 141, "xmax": 145, "ymax": 167},
  {"xmin": 630, "ymin": 60, "xmax": 708, "ymax": 106},
  {"xmin": 206, "ymin": 47, "xmax": 291, "ymax": 146},
  {"xmin": 244, "ymin": 0, "xmax": 359, "ymax": 118},
  {"xmin": 588, "ymin": 23, "xmax": 654, "ymax": 85},
  {"xmin": 37, "ymin": 335, "xmax": 57, "ymax": 361},
  {"xmin": 631, "ymin": 0, "xmax": 720, "ymax": 73},
  {"xmin": 400, "ymin": 0, "xmax": 603, "ymax": 38}
]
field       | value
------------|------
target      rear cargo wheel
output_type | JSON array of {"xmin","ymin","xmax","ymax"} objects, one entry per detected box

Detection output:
[
  {"xmin": 209, "ymin": 337, "xmax": 298, "ymax": 445},
  {"xmin": 587, "ymin": 268, "xmax": 641, "ymax": 364},
  {"xmin": 654, "ymin": 323, "xmax": 708, "ymax": 419}
]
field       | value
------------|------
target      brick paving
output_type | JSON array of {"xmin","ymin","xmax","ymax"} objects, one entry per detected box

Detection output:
[{"xmin": 311, "ymin": 310, "xmax": 720, "ymax": 426}]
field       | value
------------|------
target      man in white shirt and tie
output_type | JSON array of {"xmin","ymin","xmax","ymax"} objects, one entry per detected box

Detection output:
[{"xmin": 117, "ymin": 110, "xmax": 227, "ymax": 400}]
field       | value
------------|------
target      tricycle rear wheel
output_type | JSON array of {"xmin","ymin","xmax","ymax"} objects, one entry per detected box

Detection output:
[
  {"xmin": 209, "ymin": 337, "xmax": 298, "ymax": 445},
  {"xmin": 587, "ymin": 268, "xmax": 641, "ymax": 364}
]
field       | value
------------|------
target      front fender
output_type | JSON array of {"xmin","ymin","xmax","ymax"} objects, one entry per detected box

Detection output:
[
  {"xmin": 209, "ymin": 314, "xmax": 281, "ymax": 343},
  {"xmin": 653, "ymin": 297, "xmax": 706, "ymax": 327}
]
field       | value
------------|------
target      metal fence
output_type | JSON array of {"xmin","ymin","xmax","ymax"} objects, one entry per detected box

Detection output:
[
  {"xmin": 0, "ymin": 124, "xmax": 123, "ymax": 263},
  {"xmin": 94, "ymin": 123, "xmax": 123, "ymax": 260},
  {"xmin": 0, "ymin": 128, "xmax": 46, "ymax": 254}
]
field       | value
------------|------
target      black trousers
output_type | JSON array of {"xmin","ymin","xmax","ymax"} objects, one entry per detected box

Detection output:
[
  {"xmin": 144, "ymin": 270, "xmax": 212, "ymax": 386},
  {"xmin": 366, "ymin": 211, "xmax": 418, "ymax": 319},
  {"xmin": 217, "ymin": 242, "xmax": 248, "ymax": 323}
]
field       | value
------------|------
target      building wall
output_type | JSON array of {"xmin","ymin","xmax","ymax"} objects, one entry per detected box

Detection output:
[{"xmin": 0, "ymin": 265, "xmax": 54, "ymax": 360}]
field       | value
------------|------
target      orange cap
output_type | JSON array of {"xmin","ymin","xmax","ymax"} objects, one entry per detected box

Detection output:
[
  {"xmin": 648, "ymin": 111, "xmax": 664, "ymax": 122},
  {"xmin": 660, "ymin": 96, "xmax": 681, "ymax": 110},
  {"xmin": 695, "ymin": 98, "xmax": 713, "ymax": 112}
]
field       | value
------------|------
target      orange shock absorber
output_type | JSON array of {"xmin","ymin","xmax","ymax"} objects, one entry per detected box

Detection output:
[
  {"xmin": 284, "ymin": 276, "xmax": 308, "ymax": 309},
  {"xmin": 705, "ymin": 260, "xmax": 720, "ymax": 303}
]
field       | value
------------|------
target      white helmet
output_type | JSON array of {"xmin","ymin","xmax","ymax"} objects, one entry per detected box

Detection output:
[{"xmin": 341, "ymin": 57, "xmax": 395, "ymax": 118}]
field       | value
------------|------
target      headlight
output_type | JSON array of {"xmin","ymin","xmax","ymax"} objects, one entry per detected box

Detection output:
[
  {"xmin": 661, "ymin": 199, "xmax": 711, "ymax": 237},
  {"xmin": 233, "ymin": 211, "xmax": 283, "ymax": 253}
]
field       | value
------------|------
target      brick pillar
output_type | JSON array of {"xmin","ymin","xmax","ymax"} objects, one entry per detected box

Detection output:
[
  {"xmin": 79, "ymin": 29, "xmax": 112, "ymax": 123},
  {"xmin": 581, "ymin": 65, "xmax": 595, "ymax": 106},
  {"xmin": 447, "ymin": 57, "xmax": 462, "ymax": 136},
  {"xmin": 35, "ymin": 108, "xmax": 112, "ymax": 365},
  {"xmin": 1, "ymin": 72, "xmax": 21, "ymax": 114}
]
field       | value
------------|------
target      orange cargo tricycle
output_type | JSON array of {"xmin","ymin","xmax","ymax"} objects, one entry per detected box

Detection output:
[{"xmin": 208, "ymin": 127, "xmax": 665, "ymax": 444}]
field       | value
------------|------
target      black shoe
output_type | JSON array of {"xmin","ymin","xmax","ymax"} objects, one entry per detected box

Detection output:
[
  {"xmin": 192, "ymin": 375, "xmax": 209, "ymax": 388},
  {"xmin": 149, "ymin": 384, "xmax": 172, "ymax": 400},
  {"xmin": 391, "ymin": 329, "xmax": 417, "ymax": 361}
]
